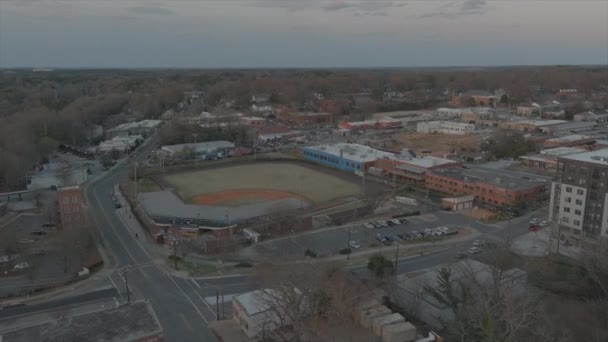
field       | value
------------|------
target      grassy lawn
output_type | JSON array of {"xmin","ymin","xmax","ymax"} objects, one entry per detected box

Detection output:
[
  {"xmin": 164, "ymin": 162, "xmax": 361, "ymax": 204},
  {"xmin": 137, "ymin": 178, "xmax": 162, "ymax": 193}
]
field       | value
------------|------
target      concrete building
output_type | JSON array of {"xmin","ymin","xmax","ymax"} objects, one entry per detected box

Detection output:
[
  {"xmin": 97, "ymin": 135, "xmax": 143, "ymax": 154},
  {"xmin": 573, "ymin": 110, "xmax": 608, "ymax": 123},
  {"xmin": 240, "ymin": 116, "xmax": 267, "ymax": 127},
  {"xmin": 160, "ymin": 141, "xmax": 235, "ymax": 159},
  {"xmin": 57, "ymin": 185, "xmax": 85, "ymax": 228},
  {"xmin": 426, "ymin": 167, "xmax": 546, "ymax": 209},
  {"xmin": 417, "ymin": 121, "xmax": 475, "ymax": 135},
  {"xmin": 276, "ymin": 111, "xmax": 333, "ymax": 127},
  {"xmin": 339, "ymin": 118, "xmax": 402, "ymax": 132},
  {"xmin": 232, "ymin": 289, "xmax": 283, "ymax": 338},
  {"xmin": 105, "ymin": 120, "xmax": 162, "ymax": 138},
  {"xmin": 549, "ymin": 148, "xmax": 608, "ymax": 245},
  {"xmin": 539, "ymin": 121, "xmax": 596, "ymax": 135},
  {"xmin": 258, "ymin": 130, "xmax": 303, "ymax": 143},
  {"xmin": 543, "ymin": 134, "xmax": 595, "ymax": 148},
  {"xmin": 451, "ymin": 90, "xmax": 498, "ymax": 107},
  {"xmin": 392, "ymin": 259, "xmax": 527, "ymax": 329},
  {"xmin": 500, "ymin": 119, "xmax": 567, "ymax": 133},
  {"xmin": 302, "ymin": 143, "xmax": 394, "ymax": 173},
  {"xmin": 519, "ymin": 147, "xmax": 586, "ymax": 170}
]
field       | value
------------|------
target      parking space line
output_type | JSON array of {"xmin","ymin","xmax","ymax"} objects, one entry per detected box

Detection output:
[
  {"xmin": 191, "ymin": 279, "xmax": 201, "ymax": 289},
  {"xmin": 107, "ymin": 274, "xmax": 123, "ymax": 302}
]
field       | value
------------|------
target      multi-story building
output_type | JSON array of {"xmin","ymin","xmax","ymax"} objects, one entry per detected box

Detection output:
[
  {"xmin": 426, "ymin": 167, "xmax": 545, "ymax": 209},
  {"xmin": 374, "ymin": 151, "xmax": 460, "ymax": 186},
  {"xmin": 302, "ymin": 143, "xmax": 394, "ymax": 173},
  {"xmin": 519, "ymin": 147, "xmax": 586, "ymax": 170},
  {"xmin": 549, "ymin": 148, "xmax": 608, "ymax": 245},
  {"xmin": 58, "ymin": 185, "xmax": 85, "ymax": 228},
  {"xmin": 416, "ymin": 121, "xmax": 475, "ymax": 135}
]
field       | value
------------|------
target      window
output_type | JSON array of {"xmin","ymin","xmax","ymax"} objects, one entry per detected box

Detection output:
[
  {"xmin": 564, "ymin": 207, "xmax": 570, "ymax": 213},
  {"xmin": 72, "ymin": 196, "xmax": 78, "ymax": 203},
  {"xmin": 575, "ymin": 199, "xmax": 583, "ymax": 205},
  {"xmin": 562, "ymin": 217, "xmax": 569, "ymax": 223},
  {"xmin": 63, "ymin": 197, "xmax": 69, "ymax": 204},
  {"xmin": 565, "ymin": 197, "xmax": 572, "ymax": 203},
  {"xmin": 573, "ymin": 219, "xmax": 581, "ymax": 226},
  {"xmin": 575, "ymin": 209, "xmax": 581, "ymax": 216},
  {"xmin": 579, "ymin": 178, "xmax": 586, "ymax": 185},
  {"xmin": 576, "ymin": 189, "xmax": 584, "ymax": 195},
  {"xmin": 565, "ymin": 187, "xmax": 572, "ymax": 193}
]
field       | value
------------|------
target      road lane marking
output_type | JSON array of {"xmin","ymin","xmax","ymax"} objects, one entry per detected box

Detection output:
[
  {"xmin": 92, "ymin": 185, "xmax": 140, "ymax": 265},
  {"xmin": 166, "ymin": 274, "xmax": 209, "ymax": 324},
  {"xmin": 191, "ymin": 279, "xmax": 201, "ymax": 289},
  {"xmin": 184, "ymin": 277, "xmax": 218, "ymax": 319},
  {"xmin": 107, "ymin": 275, "xmax": 123, "ymax": 302},
  {"xmin": 180, "ymin": 313, "xmax": 194, "ymax": 332}
]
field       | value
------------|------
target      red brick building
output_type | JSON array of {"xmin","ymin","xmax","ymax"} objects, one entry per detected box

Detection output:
[
  {"xmin": 451, "ymin": 90, "xmax": 497, "ymax": 107},
  {"xmin": 374, "ymin": 155, "xmax": 460, "ymax": 186},
  {"xmin": 58, "ymin": 185, "xmax": 85, "ymax": 228},
  {"xmin": 425, "ymin": 168, "xmax": 545, "ymax": 209}
]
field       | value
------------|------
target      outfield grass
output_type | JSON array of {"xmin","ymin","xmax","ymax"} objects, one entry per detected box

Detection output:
[{"xmin": 164, "ymin": 162, "xmax": 361, "ymax": 204}]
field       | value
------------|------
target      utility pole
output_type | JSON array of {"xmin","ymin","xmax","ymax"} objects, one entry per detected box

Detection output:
[
  {"xmin": 394, "ymin": 244, "xmax": 400, "ymax": 275},
  {"xmin": 133, "ymin": 162, "xmax": 138, "ymax": 200},
  {"xmin": 192, "ymin": 133, "xmax": 198, "ymax": 166},
  {"xmin": 347, "ymin": 226, "xmax": 351, "ymax": 261}
]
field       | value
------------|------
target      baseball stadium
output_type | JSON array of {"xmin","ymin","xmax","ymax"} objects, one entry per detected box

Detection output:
[{"xmin": 137, "ymin": 160, "xmax": 373, "ymax": 233}]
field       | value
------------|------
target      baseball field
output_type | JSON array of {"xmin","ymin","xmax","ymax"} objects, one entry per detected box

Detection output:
[{"xmin": 163, "ymin": 162, "xmax": 361, "ymax": 207}]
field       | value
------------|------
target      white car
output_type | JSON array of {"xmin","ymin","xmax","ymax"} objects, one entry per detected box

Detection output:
[
  {"xmin": 437, "ymin": 226, "xmax": 450, "ymax": 233},
  {"xmin": 539, "ymin": 220, "xmax": 549, "ymax": 227},
  {"xmin": 468, "ymin": 247, "xmax": 481, "ymax": 254},
  {"xmin": 13, "ymin": 262, "xmax": 30, "ymax": 270},
  {"xmin": 530, "ymin": 218, "xmax": 540, "ymax": 224},
  {"xmin": 391, "ymin": 219, "xmax": 401, "ymax": 225},
  {"xmin": 378, "ymin": 221, "xmax": 389, "ymax": 228},
  {"xmin": 365, "ymin": 223, "xmax": 376, "ymax": 229},
  {"xmin": 424, "ymin": 228, "xmax": 432, "ymax": 234},
  {"xmin": 349, "ymin": 240, "xmax": 361, "ymax": 249},
  {"xmin": 472, "ymin": 239, "xmax": 486, "ymax": 247}
]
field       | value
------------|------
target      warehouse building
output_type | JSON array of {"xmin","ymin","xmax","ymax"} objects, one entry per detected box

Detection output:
[
  {"xmin": 105, "ymin": 120, "xmax": 163, "ymax": 139},
  {"xmin": 520, "ymin": 147, "xmax": 586, "ymax": 170},
  {"xmin": 543, "ymin": 134, "xmax": 595, "ymax": 148},
  {"xmin": 160, "ymin": 141, "xmax": 235, "ymax": 159},
  {"xmin": 302, "ymin": 143, "xmax": 394, "ymax": 173},
  {"xmin": 417, "ymin": 121, "xmax": 475, "ymax": 135}
]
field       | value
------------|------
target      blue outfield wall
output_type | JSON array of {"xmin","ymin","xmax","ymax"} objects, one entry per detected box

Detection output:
[{"xmin": 301, "ymin": 147, "xmax": 364, "ymax": 173}]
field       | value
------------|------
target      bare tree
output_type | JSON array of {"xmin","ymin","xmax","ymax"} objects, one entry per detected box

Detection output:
[{"xmin": 254, "ymin": 262, "xmax": 374, "ymax": 342}]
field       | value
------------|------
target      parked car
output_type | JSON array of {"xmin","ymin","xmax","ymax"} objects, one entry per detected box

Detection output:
[
  {"xmin": 472, "ymin": 239, "xmax": 486, "ymax": 247},
  {"xmin": 376, "ymin": 234, "xmax": 387, "ymax": 243},
  {"xmin": 456, "ymin": 253, "xmax": 469, "ymax": 259},
  {"xmin": 349, "ymin": 240, "xmax": 361, "ymax": 249},
  {"xmin": 377, "ymin": 221, "xmax": 389, "ymax": 228},
  {"xmin": 390, "ymin": 219, "xmax": 401, "ymax": 225},
  {"xmin": 30, "ymin": 230, "xmax": 48, "ymax": 236},
  {"xmin": 385, "ymin": 235, "xmax": 397, "ymax": 242},
  {"xmin": 528, "ymin": 225, "xmax": 542, "ymax": 232},
  {"xmin": 13, "ymin": 262, "xmax": 30, "ymax": 270},
  {"xmin": 365, "ymin": 223, "xmax": 376, "ymax": 229},
  {"xmin": 468, "ymin": 247, "xmax": 482, "ymax": 254},
  {"xmin": 424, "ymin": 228, "xmax": 432, "ymax": 235},
  {"xmin": 539, "ymin": 220, "xmax": 549, "ymax": 227},
  {"xmin": 397, "ymin": 233, "xmax": 407, "ymax": 240},
  {"xmin": 529, "ymin": 218, "xmax": 540, "ymax": 224},
  {"xmin": 41, "ymin": 222, "xmax": 56, "ymax": 228},
  {"xmin": 437, "ymin": 226, "xmax": 450, "ymax": 233}
]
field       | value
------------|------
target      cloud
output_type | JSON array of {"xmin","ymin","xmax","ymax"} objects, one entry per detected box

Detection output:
[
  {"xmin": 127, "ymin": 5, "xmax": 175, "ymax": 16},
  {"xmin": 416, "ymin": 0, "xmax": 487, "ymax": 19},
  {"xmin": 321, "ymin": 1, "xmax": 405, "ymax": 16},
  {"xmin": 249, "ymin": 0, "xmax": 312, "ymax": 11}
]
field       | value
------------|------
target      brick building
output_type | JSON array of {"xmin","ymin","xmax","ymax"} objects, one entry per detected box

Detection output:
[
  {"xmin": 57, "ymin": 185, "xmax": 85, "ymax": 228},
  {"xmin": 425, "ymin": 168, "xmax": 545, "ymax": 209},
  {"xmin": 374, "ymin": 152, "xmax": 460, "ymax": 186},
  {"xmin": 451, "ymin": 90, "xmax": 497, "ymax": 107}
]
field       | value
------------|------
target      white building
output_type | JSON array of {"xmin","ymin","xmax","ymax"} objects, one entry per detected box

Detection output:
[
  {"xmin": 97, "ymin": 135, "xmax": 143, "ymax": 153},
  {"xmin": 417, "ymin": 121, "xmax": 475, "ymax": 135},
  {"xmin": 105, "ymin": 120, "xmax": 162, "ymax": 139},
  {"xmin": 232, "ymin": 289, "xmax": 285, "ymax": 338},
  {"xmin": 160, "ymin": 141, "xmax": 235, "ymax": 159},
  {"xmin": 549, "ymin": 148, "xmax": 608, "ymax": 245}
]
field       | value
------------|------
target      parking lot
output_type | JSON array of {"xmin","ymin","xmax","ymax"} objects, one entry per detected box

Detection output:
[{"xmin": 240, "ymin": 211, "xmax": 479, "ymax": 259}]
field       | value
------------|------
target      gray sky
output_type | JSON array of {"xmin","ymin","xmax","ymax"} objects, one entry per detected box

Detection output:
[{"xmin": 1, "ymin": 0, "xmax": 607, "ymax": 68}]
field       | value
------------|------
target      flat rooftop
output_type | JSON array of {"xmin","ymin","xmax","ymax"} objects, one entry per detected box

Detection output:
[
  {"xmin": 539, "ymin": 147, "xmax": 587, "ymax": 156},
  {"xmin": 161, "ymin": 141, "xmax": 234, "ymax": 154},
  {"xmin": 107, "ymin": 120, "xmax": 162, "ymax": 132},
  {"xmin": 1, "ymin": 301, "xmax": 162, "ymax": 342},
  {"xmin": 545, "ymin": 134, "xmax": 593, "ymax": 143},
  {"xmin": 305, "ymin": 143, "xmax": 395, "ymax": 163},
  {"xmin": 393, "ymin": 155, "xmax": 457, "ymax": 169},
  {"xmin": 558, "ymin": 148, "xmax": 608, "ymax": 165},
  {"xmin": 431, "ymin": 167, "xmax": 545, "ymax": 190},
  {"xmin": 293, "ymin": 111, "xmax": 332, "ymax": 116},
  {"xmin": 138, "ymin": 190, "xmax": 308, "ymax": 227}
]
